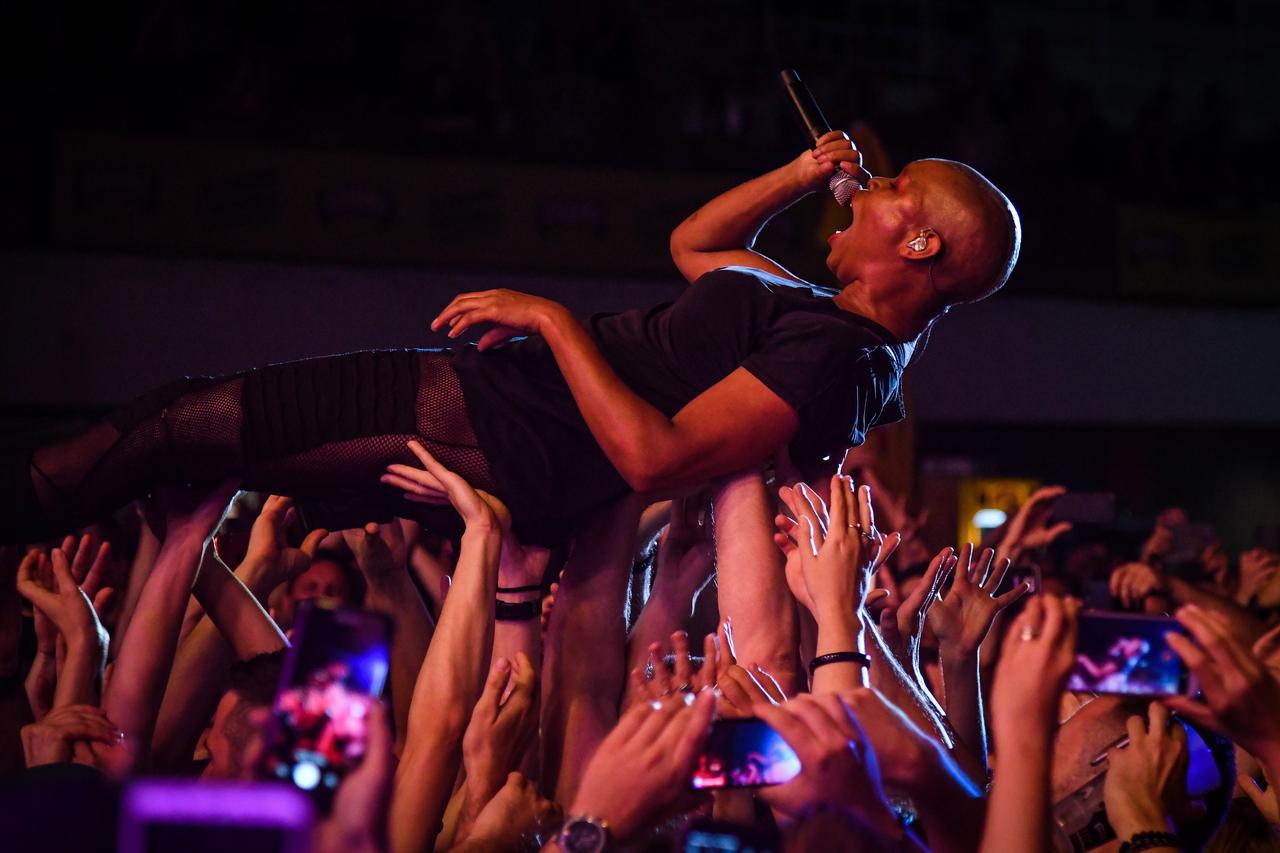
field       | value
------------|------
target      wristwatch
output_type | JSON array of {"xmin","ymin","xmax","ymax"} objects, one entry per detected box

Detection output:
[{"xmin": 556, "ymin": 815, "xmax": 610, "ymax": 853}]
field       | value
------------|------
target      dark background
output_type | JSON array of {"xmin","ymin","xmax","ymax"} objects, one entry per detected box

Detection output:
[{"xmin": 2, "ymin": 1, "xmax": 1278, "ymax": 548}]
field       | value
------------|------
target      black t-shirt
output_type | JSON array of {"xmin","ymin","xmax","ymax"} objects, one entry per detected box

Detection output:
[{"xmin": 452, "ymin": 267, "xmax": 907, "ymax": 542}]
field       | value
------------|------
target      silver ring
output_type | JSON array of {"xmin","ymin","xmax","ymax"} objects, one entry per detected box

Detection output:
[{"xmin": 1019, "ymin": 627, "xmax": 1040, "ymax": 641}]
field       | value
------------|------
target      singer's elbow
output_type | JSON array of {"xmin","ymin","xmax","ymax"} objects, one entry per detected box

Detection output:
[
  {"xmin": 616, "ymin": 451, "xmax": 663, "ymax": 494},
  {"xmin": 669, "ymin": 229, "xmax": 694, "ymax": 275},
  {"xmin": 615, "ymin": 442, "xmax": 680, "ymax": 494}
]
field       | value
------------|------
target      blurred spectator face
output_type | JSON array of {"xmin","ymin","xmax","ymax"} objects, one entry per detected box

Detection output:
[
  {"xmin": 1064, "ymin": 542, "xmax": 1112, "ymax": 581},
  {"xmin": 276, "ymin": 557, "xmax": 356, "ymax": 629},
  {"xmin": 1155, "ymin": 508, "xmax": 1190, "ymax": 529},
  {"xmin": 202, "ymin": 689, "xmax": 265, "ymax": 779},
  {"xmin": 291, "ymin": 558, "xmax": 353, "ymax": 603}
]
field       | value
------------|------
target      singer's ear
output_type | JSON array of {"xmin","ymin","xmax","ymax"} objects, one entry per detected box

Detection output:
[{"xmin": 899, "ymin": 228, "xmax": 942, "ymax": 261}]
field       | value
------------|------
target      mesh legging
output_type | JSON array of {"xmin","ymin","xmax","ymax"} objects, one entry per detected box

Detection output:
[{"xmin": 8, "ymin": 351, "xmax": 496, "ymax": 541}]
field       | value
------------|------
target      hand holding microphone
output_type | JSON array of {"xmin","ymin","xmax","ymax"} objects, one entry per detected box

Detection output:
[{"xmin": 780, "ymin": 69, "xmax": 871, "ymax": 206}]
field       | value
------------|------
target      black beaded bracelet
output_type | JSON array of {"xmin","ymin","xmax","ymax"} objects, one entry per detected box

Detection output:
[
  {"xmin": 495, "ymin": 599, "xmax": 541, "ymax": 622},
  {"xmin": 1118, "ymin": 831, "xmax": 1179, "ymax": 852},
  {"xmin": 808, "ymin": 651, "xmax": 871, "ymax": 677}
]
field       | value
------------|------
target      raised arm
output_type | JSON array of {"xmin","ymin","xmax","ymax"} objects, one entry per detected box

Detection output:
[
  {"xmin": 99, "ymin": 481, "xmax": 238, "ymax": 773},
  {"xmin": 1110, "ymin": 561, "xmax": 1267, "ymax": 644},
  {"xmin": 423, "ymin": 296, "xmax": 797, "ymax": 495},
  {"xmin": 15, "ymin": 548, "xmax": 109, "ymax": 712},
  {"xmin": 712, "ymin": 470, "xmax": 801, "ymax": 694},
  {"xmin": 926, "ymin": 544, "xmax": 1029, "ymax": 771},
  {"xmin": 343, "ymin": 519, "xmax": 433, "ymax": 752},
  {"xmin": 541, "ymin": 494, "xmax": 643, "ymax": 806},
  {"xmin": 389, "ymin": 442, "xmax": 504, "ymax": 853},
  {"xmin": 668, "ymin": 130, "xmax": 870, "ymax": 284},
  {"xmin": 110, "ymin": 501, "xmax": 162, "ymax": 661},
  {"xmin": 778, "ymin": 477, "xmax": 890, "ymax": 695},
  {"xmin": 624, "ymin": 495, "xmax": 715, "ymax": 708},
  {"xmin": 981, "ymin": 595, "xmax": 1080, "ymax": 853},
  {"xmin": 152, "ymin": 497, "xmax": 318, "ymax": 770},
  {"xmin": 490, "ymin": 528, "xmax": 549, "ymax": 689}
]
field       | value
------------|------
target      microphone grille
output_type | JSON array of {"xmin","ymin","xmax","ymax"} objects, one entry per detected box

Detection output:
[{"xmin": 829, "ymin": 173, "xmax": 858, "ymax": 207}]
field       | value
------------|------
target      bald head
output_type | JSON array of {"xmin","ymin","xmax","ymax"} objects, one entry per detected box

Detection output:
[{"xmin": 912, "ymin": 159, "xmax": 1021, "ymax": 306}]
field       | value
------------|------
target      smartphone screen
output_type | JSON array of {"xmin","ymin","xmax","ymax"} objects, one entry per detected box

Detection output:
[
  {"xmin": 265, "ymin": 602, "xmax": 392, "ymax": 809},
  {"xmin": 1067, "ymin": 612, "xmax": 1190, "ymax": 697},
  {"xmin": 691, "ymin": 717, "xmax": 801, "ymax": 790}
]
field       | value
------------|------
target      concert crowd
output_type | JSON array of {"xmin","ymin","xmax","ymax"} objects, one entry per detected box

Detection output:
[{"xmin": 3, "ymin": 442, "xmax": 1279, "ymax": 853}]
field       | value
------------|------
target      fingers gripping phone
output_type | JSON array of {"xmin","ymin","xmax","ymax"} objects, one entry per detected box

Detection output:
[
  {"xmin": 691, "ymin": 717, "xmax": 802, "ymax": 790},
  {"xmin": 265, "ymin": 602, "xmax": 392, "ymax": 810},
  {"xmin": 1067, "ymin": 612, "xmax": 1195, "ymax": 697}
]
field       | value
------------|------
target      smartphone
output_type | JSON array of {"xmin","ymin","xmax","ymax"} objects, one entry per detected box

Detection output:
[
  {"xmin": 691, "ymin": 717, "xmax": 801, "ymax": 790},
  {"xmin": 684, "ymin": 817, "xmax": 780, "ymax": 853},
  {"xmin": 265, "ymin": 602, "xmax": 392, "ymax": 810},
  {"xmin": 996, "ymin": 562, "xmax": 1042, "ymax": 597},
  {"xmin": 118, "ymin": 779, "xmax": 313, "ymax": 853},
  {"xmin": 1067, "ymin": 611, "xmax": 1193, "ymax": 697},
  {"xmin": 1052, "ymin": 492, "xmax": 1117, "ymax": 526}
]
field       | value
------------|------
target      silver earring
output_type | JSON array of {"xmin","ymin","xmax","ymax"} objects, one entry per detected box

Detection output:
[{"xmin": 907, "ymin": 232, "xmax": 929, "ymax": 253}]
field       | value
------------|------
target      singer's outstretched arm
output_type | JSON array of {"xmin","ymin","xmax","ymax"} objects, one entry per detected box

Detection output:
[
  {"xmin": 669, "ymin": 130, "xmax": 866, "ymax": 284},
  {"xmin": 427, "ymin": 293, "xmax": 799, "ymax": 496}
]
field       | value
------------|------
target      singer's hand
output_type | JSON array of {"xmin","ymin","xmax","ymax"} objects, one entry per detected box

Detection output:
[
  {"xmin": 789, "ymin": 130, "xmax": 872, "ymax": 193},
  {"xmin": 431, "ymin": 289, "xmax": 569, "ymax": 351}
]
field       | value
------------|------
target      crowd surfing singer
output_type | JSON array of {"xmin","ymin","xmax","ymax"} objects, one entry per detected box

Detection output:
[{"xmin": 4, "ymin": 132, "xmax": 1020, "ymax": 545}]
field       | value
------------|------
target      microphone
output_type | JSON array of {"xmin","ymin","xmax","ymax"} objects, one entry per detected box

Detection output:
[{"xmin": 780, "ymin": 69, "xmax": 860, "ymax": 207}]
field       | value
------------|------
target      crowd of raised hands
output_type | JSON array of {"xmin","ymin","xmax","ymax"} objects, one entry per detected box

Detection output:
[{"xmin": 4, "ymin": 445, "xmax": 1280, "ymax": 853}]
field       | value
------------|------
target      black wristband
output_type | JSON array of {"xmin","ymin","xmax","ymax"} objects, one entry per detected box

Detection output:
[
  {"xmin": 1118, "ymin": 831, "xmax": 1179, "ymax": 852},
  {"xmin": 808, "ymin": 652, "xmax": 871, "ymax": 677},
  {"xmin": 495, "ymin": 599, "xmax": 541, "ymax": 622}
]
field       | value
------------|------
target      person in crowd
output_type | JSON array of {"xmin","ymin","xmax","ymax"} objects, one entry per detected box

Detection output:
[
  {"xmin": 3, "ymin": 429, "xmax": 1280, "ymax": 852},
  {"xmin": 271, "ymin": 547, "xmax": 364, "ymax": 631}
]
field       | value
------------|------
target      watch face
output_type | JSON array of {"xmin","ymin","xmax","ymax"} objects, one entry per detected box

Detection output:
[{"xmin": 561, "ymin": 818, "xmax": 607, "ymax": 853}]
